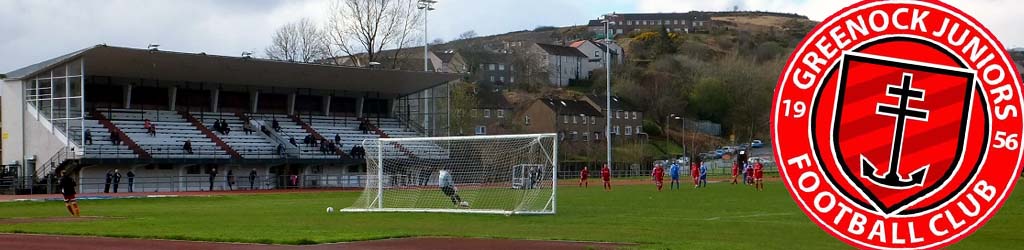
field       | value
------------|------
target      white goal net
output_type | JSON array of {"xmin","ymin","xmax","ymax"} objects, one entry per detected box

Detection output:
[{"xmin": 342, "ymin": 134, "xmax": 558, "ymax": 215}]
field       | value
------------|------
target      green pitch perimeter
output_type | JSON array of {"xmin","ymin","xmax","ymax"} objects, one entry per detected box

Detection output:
[{"xmin": 0, "ymin": 181, "xmax": 1022, "ymax": 249}]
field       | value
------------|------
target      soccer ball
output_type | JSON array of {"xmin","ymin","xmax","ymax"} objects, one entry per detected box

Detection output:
[
  {"xmin": 458, "ymin": 201, "xmax": 470, "ymax": 207},
  {"xmin": 326, "ymin": 207, "xmax": 334, "ymax": 213}
]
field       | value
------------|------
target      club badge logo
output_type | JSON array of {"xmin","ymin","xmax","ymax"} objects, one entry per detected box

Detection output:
[{"xmin": 771, "ymin": 0, "xmax": 1022, "ymax": 249}]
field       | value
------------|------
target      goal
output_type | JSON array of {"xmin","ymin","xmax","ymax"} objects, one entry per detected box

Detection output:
[{"xmin": 342, "ymin": 134, "xmax": 558, "ymax": 215}]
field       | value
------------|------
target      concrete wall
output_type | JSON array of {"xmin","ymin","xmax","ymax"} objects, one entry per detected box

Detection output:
[
  {"xmin": 75, "ymin": 164, "xmax": 366, "ymax": 194},
  {"xmin": 2, "ymin": 80, "xmax": 24, "ymax": 168}
]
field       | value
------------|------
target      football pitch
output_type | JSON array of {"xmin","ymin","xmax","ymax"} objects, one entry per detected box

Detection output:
[{"xmin": 0, "ymin": 180, "xmax": 1022, "ymax": 249}]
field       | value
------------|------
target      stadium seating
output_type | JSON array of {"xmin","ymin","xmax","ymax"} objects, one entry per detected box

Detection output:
[
  {"xmin": 247, "ymin": 113, "xmax": 346, "ymax": 159},
  {"xmin": 363, "ymin": 117, "xmax": 448, "ymax": 159},
  {"xmin": 79, "ymin": 119, "xmax": 137, "ymax": 158},
  {"xmin": 191, "ymin": 112, "xmax": 282, "ymax": 159},
  {"xmin": 97, "ymin": 108, "xmax": 229, "ymax": 159}
]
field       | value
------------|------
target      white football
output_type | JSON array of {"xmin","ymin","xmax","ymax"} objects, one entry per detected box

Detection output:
[
  {"xmin": 459, "ymin": 201, "xmax": 470, "ymax": 207},
  {"xmin": 326, "ymin": 207, "xmax": 335, "ymax": 213}
]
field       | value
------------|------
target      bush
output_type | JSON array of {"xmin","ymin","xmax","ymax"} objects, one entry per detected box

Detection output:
[{"xmin": 643, "ymin": 119, "xmax": 663, "ymax": 137}]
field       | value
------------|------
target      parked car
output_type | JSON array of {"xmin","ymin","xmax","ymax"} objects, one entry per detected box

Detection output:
[
  {"xmin": 714, "ymin": 149, "xmax": 725, "ymax": 159},
  {"xmin": 751, "ymin": 139, "xmax": 765, "ymax": 148},
  {"xmin": 721, "ymin": 146, "xmax": 736, "ymax": 154}
]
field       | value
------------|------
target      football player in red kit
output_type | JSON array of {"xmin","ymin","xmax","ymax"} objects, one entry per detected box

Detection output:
[
  {"xmin": 652, "ymin": 164, "xmax": 665, "ymax": 191},
  {"xmin": 579, "ymin": 166, "xmax": 589, "ymax": 188},
  {"xmin": 601, "ymin": 164, "xmax": 611, "ymax": 191},
  {"xmin": 731, "ymin": 161, "xmax": 740, "ymax": 184},
  {"xmin": 754, "ymin": 160, "xmax": 765, "ymax": 191}
]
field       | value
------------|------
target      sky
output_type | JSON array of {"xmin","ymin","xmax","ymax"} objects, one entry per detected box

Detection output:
[{"xmin": 0, "ymin": 0, "xmax": 1020, "ymax": 73}]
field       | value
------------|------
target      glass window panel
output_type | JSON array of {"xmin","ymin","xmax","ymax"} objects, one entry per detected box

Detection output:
[
  {"xmin": 68, "ymin": 60, "xmax": 82, "ymax": 76},
  {"xmin": 52, "ymin": 65, "xmax": 66, "ymax": 77},
  {"xmin": 53, "ymin": 77, "xmax": 67, "ymax": 98},
  {"xmin": 38, "ymin": 99, "xmax": 51, "ymax": 119},
  {"xmin": 68, "ymin": 97, "xmax": 84, "ymax": 119},
  {"xmin": 53, "ymin": 97, "xmax": 68, "ymax": 119},
  {"xmin": 68, "ymin": 77, "xmax": 82, "ymax": 97}
]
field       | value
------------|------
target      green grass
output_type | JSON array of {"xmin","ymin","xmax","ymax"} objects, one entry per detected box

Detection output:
[{"xmin": 0, "ymin": 181, "xmax": 1022, "ymax": 249}]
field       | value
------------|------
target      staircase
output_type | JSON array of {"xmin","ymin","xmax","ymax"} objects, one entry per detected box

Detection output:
[
  {"xmin": 180, "ymin": 111, "xmax": 243, "ymax": 159},
  {"xmin": 36, "ymin": 146, "xmax": 78, "ymax": 181},
  {"xmin": 92, "ymin": 111, "xmax": 152, "ymax": 159}
]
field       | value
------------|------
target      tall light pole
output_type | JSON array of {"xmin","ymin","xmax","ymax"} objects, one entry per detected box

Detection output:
[
  {"xmin": 602, "ymin": 13, "xmax": 617, "ymax": 170},
  {"xmin": 665, "ymin": 114, "xmax": 681, "ymax": 157},
  {"xmin": 418, "ymin": 0, "xmax": 437, "ymax": 72}
]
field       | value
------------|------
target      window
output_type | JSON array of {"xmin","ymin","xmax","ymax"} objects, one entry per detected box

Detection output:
[
  {"xmin": 479, "ymin": 64, "xmax": 485, "ymax": 70},
  {"xmin": 593, "ymin": 132, "xmax": 601, "ymax": 141},
  {"xmin": 616, "ymin": 111, "xmax": 621, "ymax": 119},
  {"xmin": 484, "ymin": 109, "xmax": 491, "ymax": 118},
  {"xmin": 626, "ymin": 126, "xmax": 633, "ymax": 136},
  {"xmin": 614, "ymin": 126, "xmax": 620, "ymax": 135},
  {"xmin": 563, "ymin": 115, "xmax": 569, "ymax": 124},
  {"xmin": 475, "ymin": 126, "xmax": 487, "ymax": 135},
  {"xmin": 637, "ymin": 126, "xmax": 643, "ymax": 135},
  {"xmin": 595, "ymin": 51, "xmax": 601, "ymax": 57},
  {"xmin": 499, "ymin": 64, "xmax": 506, "ymax": 71},
  {"xmin": 591, "ymin": 116, "xmax": 596, "ymax": 124},
  {"xmin": 510, "ymin": 76, "xmax": 515, "ymax": 83},
  {"xmin": 632, "ymin": 112, "xmax": 638, "ymax": 119},
  {"xmin": 571, "ymin": 131, "xmax": 579, "ymax": 141},
  {"xmin": 490, "ymin": 76, "xmax": 495, "ymax": 82},
  {"xmin": 489, "ymin": 64, "xmax": 496, "ymax": 70},
  {"xmin": 524, "ymin": 115, "xmax": 531, "ymax": 125},
  {"xmin": 583, "ymin": 132, "xmax": 590, "ymax": 142},
  {"xmin": 572, "ymin": 115, "xmax": 577, "ymax": 124},
  {"xmin": 497, "ymin": 109, "xmax": 505, "ymax": 118},
  {"xmin": 499, "ymin": 76, "xmax": 505, "ymax": 82}
]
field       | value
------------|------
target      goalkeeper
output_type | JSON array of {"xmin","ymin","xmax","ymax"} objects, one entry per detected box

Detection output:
[{"xmin": 438, "ymin": 169, "xmax": 467, "ymax": 207}]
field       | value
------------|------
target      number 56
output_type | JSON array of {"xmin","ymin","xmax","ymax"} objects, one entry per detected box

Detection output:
[{"xmin": 994, "ymin": 131, "xmax": 1019, "ymax": 150}]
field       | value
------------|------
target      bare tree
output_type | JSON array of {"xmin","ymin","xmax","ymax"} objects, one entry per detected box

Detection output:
[
  {"xmin": 325, "ymin": 0, "xmax": 423, "ymax": 68},
  {"xmin": 457, "ymin": 30, "xmax": 477, "ymax": 40},
  {"xmin": 265, "ymin": 18, "xmax": 330, "ymax": 63}
]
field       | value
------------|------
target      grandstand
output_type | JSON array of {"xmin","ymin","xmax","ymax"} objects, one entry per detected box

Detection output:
[{"xmin": 0, "ymin": 45, "xmax": 457, "ymax": 194}]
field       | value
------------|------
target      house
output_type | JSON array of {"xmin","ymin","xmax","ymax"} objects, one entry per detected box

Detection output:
[
  {"xmin": 583, "ymin": 95, "xmax": 644, "ymax": 140},
  {"xmin": 429, "ymin": 50, "xmax": 469, "ymax": 73},
  {"xmin": 467, "ymin": 88, "xmax": 513, "ymax": 135},
  {"xmin": 459, "ymin": 50, "xmax": 515, "ymax": 85},
  {"xmin": 587, "ymin": 12, "xmax": 713, "ymax": 36},
  {"xmin": 568, "ymin": 40, "xmax": 623, "ymax": 78},
  {"xmin": 519, "ymin": 98, "xmax": 605, "ymax": 142},
  {"xmin": 530, "ymin": 43, "xmax": 587, "ymax": 88}
]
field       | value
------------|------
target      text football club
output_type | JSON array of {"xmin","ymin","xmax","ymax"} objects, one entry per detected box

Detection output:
[{"xmin": 771, "ymin": 0, "xmax": 1023, "ymax": 249}]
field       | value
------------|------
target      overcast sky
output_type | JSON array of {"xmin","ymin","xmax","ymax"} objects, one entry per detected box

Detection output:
[{"xmin": 0, "ymin": 0, "xmax": 1020, "ymax": 73}]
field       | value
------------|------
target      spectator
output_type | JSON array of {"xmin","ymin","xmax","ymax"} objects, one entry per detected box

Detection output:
[
  {"xmin": 183, "ymin": 139, "xmax": 194, "ymax": 154},
  {"xmin": 276, "ymin": 144, "xmax": 284, "ymax": 156},
  {"xmin": 103, "ymin": 170, "xmax": 113, "ymax": 193},
  {"xmin": 334, "ymin": 134, "xmax": 341, "ymax": 145},
  {"xmin": 359, "ymin": 145, "xmax": 367, "ymax": 159},
  {"xmin": 272, "ymin": 118, "xmax": 282, "ymax": 132},
  {"xmin": 290, "ymin": 175, "xmax": 299, "ymax": 188},
  {"xmin": 289, "ymin": 137, "xmax": 297, "ymax": 146},
  {"xmin": 109, "ymin": 132, "xmax": 120, "ymax": 145},
  {"xmin": 249, "ymin": 168, "xmax": 257, "ymax": 190},
  {"xmin": 227, "ymin": 169, "xmax": 235, "ymax": 191},
  {"xmin": 242, "ymin": 119, "xmax": 254, "ymax": 135},
  {"xmin": 303, "ymin": 135, "xmax": 312, "ymax": 147},
  {"xmin": 212, "ymin": 119, "xmax": 222, "ymax": 134},
  {"xmin": 209, "ymin": 167, "xmax": 217, "ymax": 191},
  {"xmin": 126, "ymin": 170, "xmax": 135, "ymax": 192},
  {"xmin": 358, "ymin": 121, "xmax": 368, "ymax": 134},
  {"xmin": 112, "ymin": 169, "xmax": 122, "ymax": 193},
  {"xmin": 319, "ymin": 141, "xmax": 328, "ymax": 155},
  {"xmin": 144, "ymin": 119, "xmax": 156, "ymax": 136},
  {"xmin": 221, "ymin": 120, "xmax": 231, "ymax": 135},
  {"xmin": 84, "ymin": 129, "xmax": 93, "ymax": 145}
]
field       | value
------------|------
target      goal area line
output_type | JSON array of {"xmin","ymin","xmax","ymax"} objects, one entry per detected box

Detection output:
[{"xmin": 339, "ymin": 208, "xmax": 555, "ymax": 216}]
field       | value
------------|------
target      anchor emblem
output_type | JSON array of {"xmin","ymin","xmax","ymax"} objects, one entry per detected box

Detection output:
[{"xmin": 860, "ymin": 72, "xmax": 930, "ymax": 188}]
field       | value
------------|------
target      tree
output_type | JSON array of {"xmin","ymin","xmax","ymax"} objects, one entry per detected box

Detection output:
[
  {"xmin": 449, "ymin": 81, "xmax": 479, "ymax": 136},
  {"xmin": 264, "ymin": 18, "xmax": 330, "ymax": 63},
  {"xmin": 325, "ymin": 0, "xmax": 423, "ymax": 68},
  {"xmin": 457, "ymin": 30, "xmax": 477, "ymax": 40},
  {"xmin": 430, "ymin": 38, "xmax": 446, "ymax": 45}
]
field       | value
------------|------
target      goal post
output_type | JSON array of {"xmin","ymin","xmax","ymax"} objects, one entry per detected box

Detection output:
[{"xmin": 342, "ymin": 133, "xmax": 558, "ymax": 215}]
